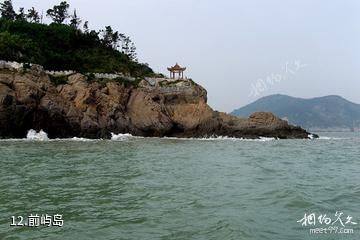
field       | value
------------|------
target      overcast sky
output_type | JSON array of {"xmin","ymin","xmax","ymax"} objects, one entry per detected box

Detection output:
[{"xmin": 13, "ymin": 0, "xmax": 360, "ymax": 112}]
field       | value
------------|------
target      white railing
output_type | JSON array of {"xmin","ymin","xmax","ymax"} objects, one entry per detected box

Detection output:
[
  {"xmin": 45, "ymin": 70, "xmax": 76, "ymax": 76},
  {"xmin": 0, "ymin": 60, "xmax": 190, "ymax": 85},
  {"xmin": 0, "ymin": 60, "xmax": 135, "ymax": 81},
  {"xmin": 0, "ymin": 60, "xmax": 27, "ymax": 70}
]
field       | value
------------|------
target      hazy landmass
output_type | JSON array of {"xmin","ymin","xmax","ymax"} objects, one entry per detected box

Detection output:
[{"xmin": 232, "ymin": 94, "xmax": 360, "ymax": 130}]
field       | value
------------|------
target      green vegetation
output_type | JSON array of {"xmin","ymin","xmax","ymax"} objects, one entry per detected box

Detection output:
[
  {"xmin": 93, "ymin": 77, "xmax": 143, "ymax": 88},
  {"xmin": 48, "ymin": 75, "xmax": 69, "ymax": 86},
  {"xmin": 158, "ymin": 79, "xmax": 194, "ymax": 87},
  {"xmin": 0, "ymin": 0, "xmax": 154, "ymax": 77}
]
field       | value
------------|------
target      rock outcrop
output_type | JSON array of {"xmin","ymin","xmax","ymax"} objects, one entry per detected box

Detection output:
[{"xmin": 0, "ymin": 66, "xmax": 314, "ymax": 139}]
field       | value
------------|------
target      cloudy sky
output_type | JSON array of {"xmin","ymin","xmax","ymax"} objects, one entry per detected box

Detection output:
[{"xmin": 13, "ymin": 0, "xmax": 360, "ymax": 112}]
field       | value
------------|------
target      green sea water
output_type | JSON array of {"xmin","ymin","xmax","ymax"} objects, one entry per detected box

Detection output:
[{"xmin": 0, "ymin": 132, "xmax": 359, "ymax": 240}]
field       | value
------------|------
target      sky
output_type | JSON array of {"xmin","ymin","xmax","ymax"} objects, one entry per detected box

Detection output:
[{"xmin": 12, "ymin": 0, "xmax": 360, "ymax": 112}]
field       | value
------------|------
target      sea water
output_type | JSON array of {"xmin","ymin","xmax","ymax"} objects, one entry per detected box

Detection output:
[{"xmin": 0, "ymin": 131, "xmax": 359, "ymax": 239}]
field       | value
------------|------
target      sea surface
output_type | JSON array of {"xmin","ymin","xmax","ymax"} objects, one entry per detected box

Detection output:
[{"xmin": 0, "ymin": 131, "xmax": 359, "ymax": 240}]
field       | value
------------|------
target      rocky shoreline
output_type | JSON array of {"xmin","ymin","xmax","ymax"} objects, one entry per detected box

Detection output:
[{"xmin": 0, "ymin": 65, "xmax": 315, "ymax": 139}]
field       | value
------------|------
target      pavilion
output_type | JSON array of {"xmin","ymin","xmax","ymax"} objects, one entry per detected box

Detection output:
[{"xmin": 167, "ymin": 63, "xmax": 186, "ymax": 79}]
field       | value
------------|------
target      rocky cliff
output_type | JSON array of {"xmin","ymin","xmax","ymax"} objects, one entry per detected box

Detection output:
[{"xmin": 0, "ymin": 66, "xmax": 313, "ymax": 139}]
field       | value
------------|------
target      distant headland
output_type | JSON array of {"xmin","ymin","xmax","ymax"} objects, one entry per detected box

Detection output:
[{"xmin": 232, "ymin": 94, "xmax": 360, "ymax": 131}]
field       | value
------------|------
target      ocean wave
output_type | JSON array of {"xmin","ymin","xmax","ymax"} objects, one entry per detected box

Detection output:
[
  {"xmin": 308, "ymin": 134, "xmax": 316, "ymax": 139},
  {"xmin": 110, "ymin": 134, "xmax": 276, "ymax": 142},
  {"xmin": 163, "ymin": 136, "xmax": 276, "ymax": 142},
  {"xmin": 317, "ymin": 136, "xmax": 348, "ymax": 140},
  {"xmin": 110, "ymin": 133, "xmax": 134, "ymax": 141},
  {"xmin": 62, "ymin": 137, "xmax": 97, "ymax": 142},
  {"xmin": 1, "ymin": 130, "xmax": 278, "ymax": 142},
  {"xmin": 307, "ymin": 133, "xmax": 349, "ymax": 140},
  {"xmin": 26, "ymin": 129, "xmax": 49, "ymax": 141}
]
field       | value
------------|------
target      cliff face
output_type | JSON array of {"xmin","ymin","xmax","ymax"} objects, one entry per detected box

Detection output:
[{"xmin": 0, "ymin": 66, "xmax": 312, "ymax": 139}]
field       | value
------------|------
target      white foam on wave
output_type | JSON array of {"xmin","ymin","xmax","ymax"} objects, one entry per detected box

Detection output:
[
  {"xmin": 308, "ymin": 134, "xmax": 348, "ymax": 140},
  {"xmin": 26, "ymin": 129, "xmax": 49, "ymax": 141},
  {"xmin": 258, "ymin": 137, "xmax": 277, "ymax": 142},
  {"xmin": 111, "ymin": 133, "xmax": 134, "ymax": 141},
  {"xmin": 308, "ymin": 134, "xmax": 316, "ymax": 139},
  {"xmin": 318, "ymin": 136, "xmax": 347, "ymax": 140},
  {"xmin": 66, "ymin": 137, "xmax": 96, "ymax": 142},
  {"xmin": 110, "ymin": 133, "xmax": 275, "ymax": 142},
  {"xmin": 2, "ymin": 130, "xmax": 278, "ymax": 142},
  {"xmin": 24, "ymin": 130, "xmax": 96, "ymax": 142},
  {"xmin": 164, "ymin": 136, "xmax": 276, "ymax": 142}
]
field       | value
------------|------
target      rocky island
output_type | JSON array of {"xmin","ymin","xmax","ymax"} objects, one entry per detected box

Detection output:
[
  {"xmin": 0, "ymin": 1, "xmax": 314, "ymax": 139},
  {"xmin": 0, "ymin": 62, "xmax": 313, "ymax": 139}
]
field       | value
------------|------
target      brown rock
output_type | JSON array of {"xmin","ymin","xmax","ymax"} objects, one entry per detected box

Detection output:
[
  {"xmin": 0, "ymin": 67, "xmax": 313, "ymax": 139},
  {"xmin": 127, "ymin": 90, "xmax": 173, "ymax": 136},
  {"xmin": 248, "ymin": 112, "xmax": 288, "ymax": 127}
]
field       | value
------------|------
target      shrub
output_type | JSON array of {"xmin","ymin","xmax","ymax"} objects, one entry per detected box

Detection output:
[{"xmin": 48, "ymin": 75, "xmax": 68, "ymax": 86}]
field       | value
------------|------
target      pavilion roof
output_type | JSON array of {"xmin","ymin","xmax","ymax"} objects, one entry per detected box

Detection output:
[{"xmin": 167, "ymin": 63, "xmax": 186, "ymax": 71}]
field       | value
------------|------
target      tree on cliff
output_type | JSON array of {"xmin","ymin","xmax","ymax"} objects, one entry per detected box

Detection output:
[
  {"xmin": 0, "ymin": 1, "xmax": 153, "ymax": 76},
  {"xmin": 83, "ymin": 20, "xmax": 89, "ymax": 33},
  {"xmin": 46, "ymin": 1, "xmax": 69, "ymax": 24},
  {"xmin": 101, "ymin": 25, "xmax": 117, "ymax": 48},
  {"xmin": 122, "ymin": 36, "xmax": 137, "ymax": 62},
  {"xmin": 0, "ymin": 0, "xmax": 16, "ymax": 20},
  {"xmin": 100, "ymin": 26, "xmax": 137, "ymax": 62},
  {"xmin": 27, "ymin": 7, "xmax": 40, "ymax": 23},
  {"xmin": 69, "ymin": 9, "xmax": 81, "ymax": 29},
  {"xmin": 15, "ymin": 7, "xmax": 25, "ymax": 21},
  {"xmin": 0, "ymin": 31, "xmax": 39, "ymax": 62}
]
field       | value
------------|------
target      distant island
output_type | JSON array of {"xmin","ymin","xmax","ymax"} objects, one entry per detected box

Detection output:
[
  {"xmin": 0, "ymin": 1, "xmax": 315, "ymax": 139},
  {"xmin": 232, "ymin": 94, "xmax": 360, "ymax": 131}
]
